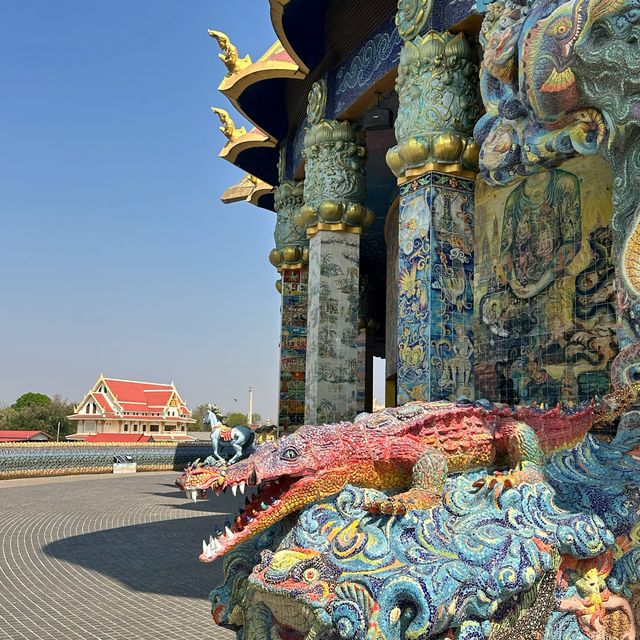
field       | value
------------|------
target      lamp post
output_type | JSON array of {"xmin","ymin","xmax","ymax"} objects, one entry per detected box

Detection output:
[{"xmin": 248, "ymin": 386, "xmax": 253, "ymax": 426}]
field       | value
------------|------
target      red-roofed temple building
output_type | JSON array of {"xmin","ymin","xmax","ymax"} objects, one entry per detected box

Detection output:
[{"xmin": 67, "ymin": 375, "xmax": 196, "ymax": 440}]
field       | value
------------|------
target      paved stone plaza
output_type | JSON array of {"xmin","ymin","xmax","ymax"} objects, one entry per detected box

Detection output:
[{"xmin": 0, "ymin": 472, "xmax": 236, "ymax": 640}]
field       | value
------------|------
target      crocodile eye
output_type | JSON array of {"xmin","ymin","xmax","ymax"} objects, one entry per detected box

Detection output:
[
  {"xmin": 302, "ymin": 568, "xmax": 320, "ymax": 583},
  {"xmin": 281, "ymin": 448, "xmax": 299, "ymax": 460}
]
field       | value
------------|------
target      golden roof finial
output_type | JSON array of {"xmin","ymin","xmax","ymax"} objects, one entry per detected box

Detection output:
[
  {"xmin": 208, "ymin": 30, "xmax": 252, "ymax": 76},
  {"xmin": 211, "ymin": 107, "xmax": 247, "ymax": 143}
]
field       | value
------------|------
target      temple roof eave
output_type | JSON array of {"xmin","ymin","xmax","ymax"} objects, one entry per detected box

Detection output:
[
  {"xmin": 218, "ymin": 129, "xmax": 280, "ymax": 186},
  {"xmin": 221, "ymin": 174, "xmax": 275, "ymax": 212},
  {"xmin": 217, "ymin": 45, "xmax": 306, "ymax": 141},
  {"xmin": 269, "ymin": 0, "xmax": 330, "ymax": 76},
  {"xmin": 269, "ymin": 0, "xmax": 310, "ymax": 75}
]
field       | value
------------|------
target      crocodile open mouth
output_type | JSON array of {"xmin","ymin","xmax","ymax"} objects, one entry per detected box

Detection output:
[{"xmin": 199, "ymin": 473, "xmax": 306, "ymax": 562}]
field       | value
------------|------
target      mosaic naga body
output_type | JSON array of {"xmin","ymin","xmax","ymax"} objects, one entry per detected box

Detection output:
[
  {"xmin": 210, "ymin": 425, "xmax": 640, "ymax": 640},
  {"xmin": 181, "ymin": 385, "xmax": 638, "ymax": 563},
  {"xmin": 476, "ymin": 0, "xmax": 640, "ymax": 389}
]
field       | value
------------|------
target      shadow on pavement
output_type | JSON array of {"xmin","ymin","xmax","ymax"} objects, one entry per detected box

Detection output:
[{"xmin": 43, "ymin": 514, "xmax": 229, "ymax": 599}]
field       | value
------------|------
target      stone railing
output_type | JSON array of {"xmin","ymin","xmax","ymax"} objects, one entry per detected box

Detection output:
[{"xmin": 0, "ymin": 442, "xmax": 213, "ymax": 480}]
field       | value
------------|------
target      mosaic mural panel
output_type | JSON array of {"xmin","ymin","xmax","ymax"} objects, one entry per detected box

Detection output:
[
  {"xmin": 278, "ymin": 268, "xmax": 308, "ymax": 430},
  {"xmin": 397, "ymin": 172, "xmax": 475, "ymax": 405},
  {"xmin": 474, "ymin": 156, "xmax": 618, "ymax": 405},
  {"xmin": 305, "ymin": 231, "xmax": 361, "ymax": 423}
]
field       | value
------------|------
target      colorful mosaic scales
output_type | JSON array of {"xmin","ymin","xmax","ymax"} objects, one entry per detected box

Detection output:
[
  {"xmin": 181, "ymin": 387, "xmax": 636, "ymax": 562},
  {"xmin": 208, "ymin": 425, "xmax": 639, "ymax": 639}
]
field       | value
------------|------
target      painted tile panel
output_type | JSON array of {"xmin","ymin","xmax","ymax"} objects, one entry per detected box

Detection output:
[
  {"xmin": 279, "ymin": 268, "xmax": 308, "ymax": 429},
  {"xmin": 305, "ymin": 231, "xmax": 361, "ymax": 423},
  {"xmin": 397, "ymin": 172, "xmax": 475, "ymax": 404},
  {"xmin": 473, "ymin": 156, "xmax": 618, "ymax": 405}
]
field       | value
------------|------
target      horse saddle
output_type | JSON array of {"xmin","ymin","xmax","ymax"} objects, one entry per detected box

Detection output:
[{"xmin": 219, "ymin": 425, "xmax": 233, "ymax": 442}]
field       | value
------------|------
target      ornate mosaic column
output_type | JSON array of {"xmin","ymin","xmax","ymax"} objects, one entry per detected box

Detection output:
[
  {"xmin": 301, "ymin": 81, "xmax": 374, "ymax": 424},
  {"xmin": 269, "ymin": 179, "xmax": 308, "ymax": 431},
  {"xmin": 387, "ymin": 13, "xmax": 481, "ymax": 404}
]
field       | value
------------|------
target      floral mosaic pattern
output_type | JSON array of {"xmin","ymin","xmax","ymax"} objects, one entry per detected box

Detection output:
[
  {"xmin": 397, "ymin": 172, "xmax": 475, "ymax": 404},
  {"xmin": 279, "ymin": 268, "xmax": 308, "ymax": 430},
  {"xmin": 305, "ymin": 231, "xmax": 361, "ymax": 423},
  {"xmin": 474, "ymin": 156, "xmax": 618, "ymax": 405}
]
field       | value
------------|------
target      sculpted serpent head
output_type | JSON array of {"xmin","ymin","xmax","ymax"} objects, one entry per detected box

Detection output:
[{"xmin": 192, "ymin": 419, "xmax": 412, "ymax": 562}]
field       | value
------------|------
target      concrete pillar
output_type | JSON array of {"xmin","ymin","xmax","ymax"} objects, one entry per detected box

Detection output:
[
  {"xmin": 269, "ymin": 180, "xmax": 309, "ymax": 431},
  {"xmin": 300, "ymin": 80, "xmax": 374, "ymax": 423}
]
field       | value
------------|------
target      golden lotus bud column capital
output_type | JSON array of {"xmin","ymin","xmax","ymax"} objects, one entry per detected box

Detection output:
[
  {"xmin": 301, "ymin": 118, "xmax": 374, "ymax": 237},
  {"xmin": 386, "ymin": 30, "xmax": 481, "ymax": 182},
  {"xmin": 269, "ymin": 179, "xmax": 308, "ymax": 272}
]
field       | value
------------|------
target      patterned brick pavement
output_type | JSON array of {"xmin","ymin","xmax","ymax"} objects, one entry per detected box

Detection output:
[{"xmin": 0, "ymin": 472, "xmax": 236, "ymax": 639}]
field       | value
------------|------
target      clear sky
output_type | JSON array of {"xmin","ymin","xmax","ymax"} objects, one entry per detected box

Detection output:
[{"xmin": 0, "ymin": 2, "xmax": 283, "ymax": 419}]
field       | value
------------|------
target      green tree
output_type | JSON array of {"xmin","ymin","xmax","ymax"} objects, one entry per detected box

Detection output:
[
  {"xmin": 13, "ymin": 392, "xmax": 52, "ymax": 410},
  {"xmin": 189, "ymin": 404, "xmax": 208, "ymax": 430},
  {"xmin": 225, "ymin": 412, "xmax": 248, "ymax": 427},
  {"xmin": 189, "ymin": 403, "xmax": 227, "ymax": 431},
  {"xmin": 0, "ymin": 395, "xmax": 76, "ymax": 439},
  {"xmin": 223, "ymin": 412, "xmax": 262, "ymax": 427}
]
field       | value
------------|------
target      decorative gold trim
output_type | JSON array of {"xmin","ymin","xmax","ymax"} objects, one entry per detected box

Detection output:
[
  {"xmin": 218, "ymin": 129, "xmax": 276, "ymax": 164},
  {"xmin": 218, "ymin": 42, "xmax": 306, "ymax": 122},
  {"xmin": 307, "ymin": 223, "xmax": 363, "ymax": 237},
  {"xmin": 280, "ymin": 262, "xmax": 306, "ymax": 271},
  {"xmin": 221, "ymin": 174, "xmax": 274, "ymax": 206},
  {"xmin": 398, "ymin": 162, "xmax": 477, "ymax": 183},
  {"xmin": 269, "ymin": 0, "xmax": 310, "ymax": 75}
]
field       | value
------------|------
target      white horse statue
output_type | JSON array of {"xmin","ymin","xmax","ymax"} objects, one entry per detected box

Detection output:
[{"xmin": 203, "ymin": 405, "xmax": 255, "ymax": 466}]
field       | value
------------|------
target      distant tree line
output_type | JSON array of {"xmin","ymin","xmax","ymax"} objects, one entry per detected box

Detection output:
[
  {"xmin": 0, "ymin": 393, "xmax": 76, "ymax": 439},
  {"xmin": 189, "ymin": 404, "xmax": 263, "ymax": 430}
]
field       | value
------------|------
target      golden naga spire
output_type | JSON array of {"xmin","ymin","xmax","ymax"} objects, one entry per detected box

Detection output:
[
  {"xmin": 211, "ymin": 107, "xmax": 246, "ymax": 143},
  {"xmin": 207, "ymin": 30, "xmax": 252, "ymax": 75}
]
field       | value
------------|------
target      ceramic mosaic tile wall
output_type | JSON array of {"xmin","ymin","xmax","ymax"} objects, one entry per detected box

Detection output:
[
  {"xmin": 0, "ymin": 443, "xmax": 213, "ymax": 479},
  {"xmin": 474, "ymin": 156, "xmax": 618, "ymax": 405},
  {"xmin": 397, "ymin": 172, "xmax": 475, "ymax": 404},
  {"xmin": 332, "ymin": 15, "xmax": 402, "ymax": 116},
  {"xmin": 305, "ymin": 231, "xmax": 361, "ymax": 423},
  {"xmin": 385, "ymin": 201, "xmax": 399, "ymax": 403},
  {"xmin": 278, "ymin": 268, "xmax": 308, "ymax": 430}
]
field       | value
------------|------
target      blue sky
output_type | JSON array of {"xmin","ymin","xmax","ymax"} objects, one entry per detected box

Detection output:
[{"xmin": 0, "ymin": 2, "xmax": 283, "ymax": 419}]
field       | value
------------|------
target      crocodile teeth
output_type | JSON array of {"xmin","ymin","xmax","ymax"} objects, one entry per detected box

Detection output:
[
  {"xmin": 202, "ymin": 539, "xmax": 208, "ymax": 554},
  {"xmin": 224, "ymin": 526, "xmax": 234, "ymax": 538},
  {"xmin": 231, "ymin": 484, "xmax": 237, "ymax": 497},
  {"xmin": 239, "ymin": 481, "xmax": 245, "ymax": 494}
]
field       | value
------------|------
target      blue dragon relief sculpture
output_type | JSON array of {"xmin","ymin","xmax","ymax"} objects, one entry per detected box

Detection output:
[
  {"xmin": 475, "ymin": 0, "xmax": 640, "ymax": 390},
  {"xmin": 208, "ymin": 427, "xmax": 639, "ymax": 640}
]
